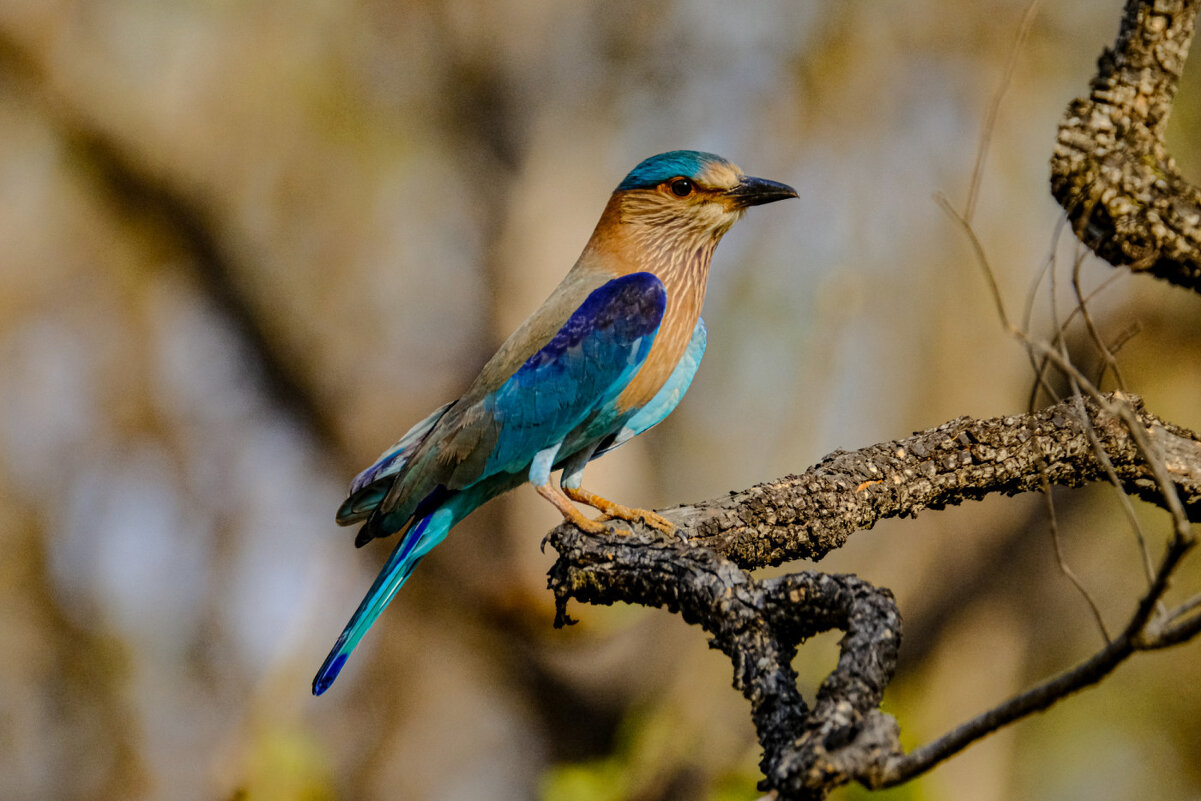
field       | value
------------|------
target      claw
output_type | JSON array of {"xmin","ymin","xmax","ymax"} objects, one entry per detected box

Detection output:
[
  {"xmin": 597, "ymin": 508, "xmax": 673, "ymax": 532},
  {"xmin": 564, "ymin": 486, "xmax": 674, "ymax": 533},
  {"xmin": 534, "ymin": 482, "xmax": 612, "ymax": 535},
  {"xmin": 569, "ymin": 511, "xmax": 612, "ymax": 535}
]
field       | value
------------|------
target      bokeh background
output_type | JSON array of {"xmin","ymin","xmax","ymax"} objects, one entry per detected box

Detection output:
[{"xmin": 2, "ymin": 1, "xmax": 1200, "ymax": 799}]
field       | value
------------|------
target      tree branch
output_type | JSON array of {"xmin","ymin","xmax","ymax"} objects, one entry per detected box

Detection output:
[
  {"xmin": 1051, "ymin": 0, "xmax": 1201, "ymax": 292},
  {"xmin": 665, "ymin": 392, "xmax": 1199, "ymax": 571},
  {"xmin": 547, "ymin": 536, "xmax": 903, "ymax": 798},
  {"xmin": 545, "ymin": 392, "xmax": 1201, "ymax": 799}
]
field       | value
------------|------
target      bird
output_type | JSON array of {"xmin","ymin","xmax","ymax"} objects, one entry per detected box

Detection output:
[{"xmin": 313, "ymin": 150, "xmax": 796, "ymax": 695}]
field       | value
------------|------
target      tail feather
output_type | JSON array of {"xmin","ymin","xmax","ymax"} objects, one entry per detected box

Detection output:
[
  {"xmin": 314, "ymin": 477, "xmax": 521, "ymax": 696},
  {"xmin": 313, "ymin": 506, "xmax": 454, "ymax": 696}
]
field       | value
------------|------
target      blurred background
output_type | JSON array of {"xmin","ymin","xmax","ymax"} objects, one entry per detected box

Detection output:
[{"xmin": 2, "ymin": 1, "xmax": 1200, "ymax": 799}]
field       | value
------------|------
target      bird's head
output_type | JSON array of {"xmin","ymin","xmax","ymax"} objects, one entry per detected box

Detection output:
[{"xmin": 610, "ymin": 150, "xmax": 797, "ymax": 245}]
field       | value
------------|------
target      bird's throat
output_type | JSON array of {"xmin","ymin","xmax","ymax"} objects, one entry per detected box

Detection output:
[
  {"xmin": 614, "ymin": 232, "xmax": 718, "ymax": 412},
  {"xmin": 579, "ymin": 192, "xmax": 727, "ymax": 412}
]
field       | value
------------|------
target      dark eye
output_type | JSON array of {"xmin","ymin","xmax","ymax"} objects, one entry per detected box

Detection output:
[{"xmin": 669, "ymin": 178, "xmax": 694, "ymax": 197}]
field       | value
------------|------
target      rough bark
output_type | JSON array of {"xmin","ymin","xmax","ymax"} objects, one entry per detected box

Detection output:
[
  {"xmin": 1051, "ymin": 0, "xmax": 1201, "ymax": 291},
  {"xmin": 546, "ymin": 393, "xmax": 1201, "ymax": 798},
  {"xmin": 674, "ymin": 394, "xmax": 1201, "ymax": 569}
]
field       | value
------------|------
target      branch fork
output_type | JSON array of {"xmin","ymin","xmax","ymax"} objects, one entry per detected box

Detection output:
[{"xmin": 546, "ymin": 393, "xmax": 1201, "ymax": 798}]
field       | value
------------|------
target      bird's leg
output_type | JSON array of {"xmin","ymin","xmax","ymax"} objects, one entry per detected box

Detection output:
[
  {"xmin": 563, "ymin": 486, "xmax": 674, "ymax": 533},
  {"xmin": 558, "ymin": 447, "xmax": 674, "ymax": 533},
  {"xmin": 533, "ymin": 482, "xmax": 610, "ymax": 535},
  {"xmin": 530, "ymin": 443, "xmax": 610, "ymax": 535}
]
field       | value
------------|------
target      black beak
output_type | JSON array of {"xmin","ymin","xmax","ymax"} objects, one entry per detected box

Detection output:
[{"xmin": 727, "ymin": 175, "xmax": 798, "ymax": 208}]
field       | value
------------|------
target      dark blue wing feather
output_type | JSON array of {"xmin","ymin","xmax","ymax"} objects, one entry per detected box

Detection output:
[
  {"xmin": 481, "ymin": 272, "xmax": 665, "ymax": 475},
  {"xmin": 359, "ymin": 272, "xmax": 666, "ymax": 537}
]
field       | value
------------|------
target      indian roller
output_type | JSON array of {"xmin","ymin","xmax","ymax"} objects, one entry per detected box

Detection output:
[{"xmin": 313, "ymin": 150, "xmax": 796, "ymax": 695}]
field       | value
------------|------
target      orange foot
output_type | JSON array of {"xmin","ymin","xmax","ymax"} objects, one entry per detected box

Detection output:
[
  {"xmin": 563, "ymin": 486, "xmax": 674, "ymax": 533},
  {"xmin": 534, "ymin": 482, "xmax": 611, "ymax": 535}
]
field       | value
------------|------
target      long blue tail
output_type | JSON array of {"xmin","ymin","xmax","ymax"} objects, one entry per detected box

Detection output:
[{"xmin": 313, "ymin": 502, "xmax": 461, "ymax": 695}]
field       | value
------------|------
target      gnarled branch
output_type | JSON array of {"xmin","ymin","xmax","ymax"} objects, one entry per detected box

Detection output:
[
  {"xmin": 1051, "ymin": 0, "xmax": 1201, "ymax": 292},
  {"xmin": 671, "ymin": 393, "xmax": 1198, "ymax": 569},
  {"xmin": 546, "ymin": 393, "xmax": 1201, "ymax": 799}
]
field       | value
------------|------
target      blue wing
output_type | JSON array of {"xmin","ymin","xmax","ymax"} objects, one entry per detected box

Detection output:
[
  {"xmin": 592, "ymin": 317, "xmax": 706, "ymax": 459},
  {"xmin": 482, "ymin": 272, "xmax": 667, "ymax": 475},
  {"xmin": 363, "ymin": 271, "xmax": 667, "ymax": 537}
]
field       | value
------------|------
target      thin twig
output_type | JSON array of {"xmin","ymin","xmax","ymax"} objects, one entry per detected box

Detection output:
[
  {"xmin": 934, "ymin": 192, "xmax": 1012, "ymax": 330},
  {"xmin": 1071, "ymin": 245, "xmax": 1129, "ymax": 391},
  {"xmin": 1163, "ymin": 590, "xmax": 1201, "ymax": 624},
  {"xmin": 1051, "ymin": 282, "xmax": 1133, "ymax": 618},
  {"xmin": 1026, "ymin": 213, "xmax": 1127, "ymax": 413},
  {"xmin": 1038, "ymin": 466, "xmax": 1111, "ymax": 642},
  {"xmin": 1145, "ymin": 605, "xmax": 1201, "ymax": 648},
  {"xmin": 964, "ymin": 0, "xmax": 1044, "ymax": 223},
  {"xmin": 1107, "ymin": 321, "xmax": 1142, "ymax": 356},
  {"xmin": 1074, "ymin": 398, "xmax": 1159, "ymax": 588},
  {"xmin": 878, "ymin": 526, "xmax": 1190, "ymax": 786},
  {"xmin": 1023, "ymin": 216, "xmax": 1067, "ymax": 410}
]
